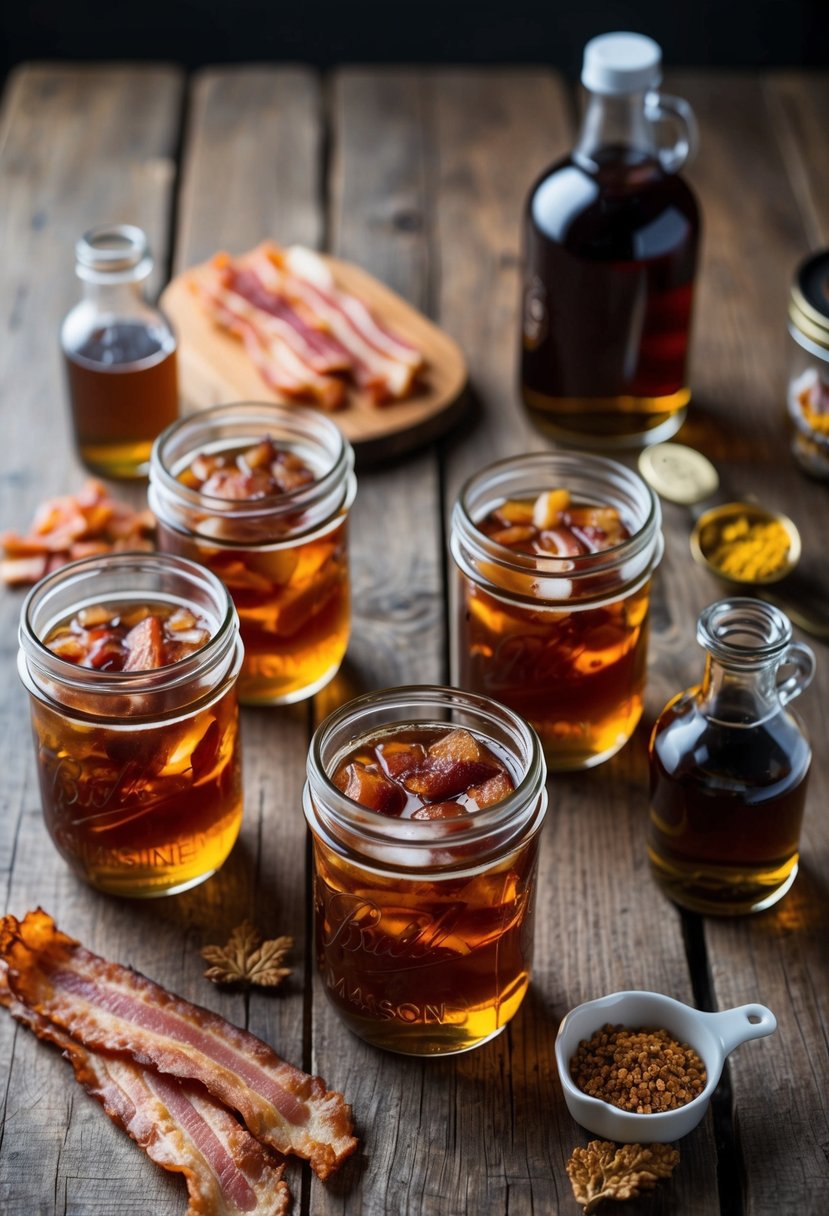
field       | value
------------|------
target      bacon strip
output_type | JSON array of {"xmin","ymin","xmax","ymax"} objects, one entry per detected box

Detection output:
[
  {"xmin": 0, "ymin": 965, "xmax": 290, "ymax": 1215},
  {"xmin": 0, "ymin": 910, "xmax": 357, "ymax": 1180}
]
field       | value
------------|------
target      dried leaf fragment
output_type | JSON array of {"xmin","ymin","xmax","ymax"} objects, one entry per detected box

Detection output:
[
  {"xmin": 566, "ymin": 1141, "xmax": 680, "ymax": 1214},
  {"xmin": 202, "ymin": 920, "xmax": 294, "ymax": 989}
]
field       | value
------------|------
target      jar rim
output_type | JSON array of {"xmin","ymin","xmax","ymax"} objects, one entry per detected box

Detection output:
[
  {"xmin": 19, "ymin": 550, "xmax": 241, "ymax": 699},
  {"xmin": 305, "ymin": 684, "xmax": 547, "ymax": 863}
]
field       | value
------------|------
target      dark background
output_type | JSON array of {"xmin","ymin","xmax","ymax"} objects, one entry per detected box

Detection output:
[{"xmin": 2, "ymin": 0, "xmax": 828, "ymax": 79}]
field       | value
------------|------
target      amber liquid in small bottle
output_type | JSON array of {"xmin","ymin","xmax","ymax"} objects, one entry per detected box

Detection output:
[
  {"xmin": 648, "ymin": 695, "xmax": 810, "ymax": 915},
  {"xmin": 64, "ymin": 322, "xmax": 179, "ymax": 479},
  {"xmin": 521, "ymin": 149, "xmax": 699, "ymax": 444}
]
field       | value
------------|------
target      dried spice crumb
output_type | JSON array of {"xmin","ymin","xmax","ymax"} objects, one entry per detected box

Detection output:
[
  {"xmin": 567, "ymin": 1140, "xmax": 680, "ymax": 1213},
  {"xmin": 570, "ymin": 1024, "xmax": 706, "ymax": 1114},
  {"xmin": 201, "ymin": 921, "xmax": 293, "ymax": 988}
]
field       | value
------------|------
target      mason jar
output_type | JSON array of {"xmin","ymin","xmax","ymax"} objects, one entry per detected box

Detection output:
[
  {"xmin": 451, "ymin": 452, "xmax": 663, "ymax": 771},
  {"xmin": 304, "ymin": 685, "xmax": 548, "ymax": 1057},
  {"xmin": 18, "ymin": 552, "xmax": 243, "ymax": 897},
  {"xmin": 149, "ymin": 401, "xmax": 356, "ymax": 706},
  {"xmin": 787, "ymin": 249, "xmax": 829, "ymax": 478}
]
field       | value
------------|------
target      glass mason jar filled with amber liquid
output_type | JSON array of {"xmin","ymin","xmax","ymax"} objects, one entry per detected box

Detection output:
[
  {"xmin": 304, "ymin": 686, "xmax": 548, "ymax": 1056},
  {"xmin": 451, "ymin": 451, "xmax": 663, "ymax": 771},
  {"xmin": 149, "ymin": 402, "xmax": 356, "ymax": 706},
  {"xmin": 17, "ymin": 552, "xmax": 244, "ymax": 897}
]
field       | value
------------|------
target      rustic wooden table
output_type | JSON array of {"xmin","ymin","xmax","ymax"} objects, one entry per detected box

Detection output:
[{"xmin": 0, "ymin": 62, "xmax": 827, "ymax": 1216}]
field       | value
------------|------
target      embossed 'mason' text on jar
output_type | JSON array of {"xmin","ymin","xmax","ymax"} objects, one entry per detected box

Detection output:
[
  {"xmin": 451, "ymin": 452, "xmax": 663, "ymax": 771},
  {"xmin": 18, "ymin": 552, "xmax": 243, "ymax": 898},
  {"xmin": 303, "ymin": 686, "xmax": 548, "ymax": 1056},
  {"xmin": 149, "ymin": 401, "xmax": 356, "ymax": 706}
]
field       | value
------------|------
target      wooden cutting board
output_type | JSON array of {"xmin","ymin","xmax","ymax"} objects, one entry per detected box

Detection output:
[{"xmin": 160, "ymin": 255, "xmax": 468, "ymax": 461}]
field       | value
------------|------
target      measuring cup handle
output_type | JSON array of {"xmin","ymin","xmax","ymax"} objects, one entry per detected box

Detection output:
[
  {"xmin": 777, "ymin": 641, "xmax": 816, "ymax": 705},
  {"xmin": 646, "ymin": 91, "xmax": 698, "ymax": 173},
  {"xmin": 701, "ymin": 1004, "xmax": 777, "ymax": 1057}
]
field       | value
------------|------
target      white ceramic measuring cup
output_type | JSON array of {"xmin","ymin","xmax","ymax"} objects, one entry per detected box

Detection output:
[{"xmin": 555, "ymin": 990, "xmax": 777, "ymax": 1142}]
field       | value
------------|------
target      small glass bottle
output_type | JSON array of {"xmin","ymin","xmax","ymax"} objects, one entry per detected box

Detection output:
[
  {"xmin": 304, "ymin": 686, "xmax": 547, "ymax": 1056},
  {"xmin": 648, "ymin": 598, "xmax": 815, "ymax": 915},
  {"xmin": 520, "ymin": 32, "xmax": 700, "ymax": 447},
  {"xmin": 61, "ymin": 224, "xmax": 179, "ymax": 479}
]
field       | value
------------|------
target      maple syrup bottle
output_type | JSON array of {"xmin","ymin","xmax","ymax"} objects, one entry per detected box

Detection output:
[{"xmin": 521, "ymin": 33, "xmax": 700, "ymax": 447}]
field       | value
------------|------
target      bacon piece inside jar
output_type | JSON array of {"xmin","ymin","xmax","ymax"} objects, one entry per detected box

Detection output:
[
  {"xmin": 178, "ymin": 435, "xmax": 317, "ymax": 500},
  {"xmin": 44, "ymin": 602, "xmax": 212, "ymax": 672},
  {"xmin": 332, "ymin": 727, "xmax": 516, "ymax": 819},
  {"xmin": 479, "ymin": 488, "xmax": 631, "ymax": 556}
]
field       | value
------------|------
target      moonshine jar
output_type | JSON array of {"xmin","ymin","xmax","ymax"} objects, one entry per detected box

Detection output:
[
  {"xmin": 149, "ymin": 402, "xmax": 356, "ymax": 706},
  {"xmin": 787, "ymin": 249, "xmax": 829, "ymax": 479},
  {"xmin": 303, "ymin": 685, "xmax": 548, "ymax": 1056},
  {"xmin": 17, "ymin": 552, "xmax": 244, "ymax": 897},
  {"xmin": 450, "ymin": 451, "xmax": 663, "ymax": 771}
]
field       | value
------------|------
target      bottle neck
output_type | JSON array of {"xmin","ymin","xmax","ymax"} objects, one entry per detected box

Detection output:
[
  {"xmin": 699, "ymin": 655, "xmax": 779, "ymax": 723},
  {"xmin": 574, "ymin": 89, "xmax": 659, "ymax": 170},
  {"xmin": 80, "ymin": 275, "xmax": 148, "ymax": 314}
]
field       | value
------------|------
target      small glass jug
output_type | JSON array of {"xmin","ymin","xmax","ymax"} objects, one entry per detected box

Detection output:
[{"xmin": 648, "ymin": 597, "xmax": 815, "ymax": 915}]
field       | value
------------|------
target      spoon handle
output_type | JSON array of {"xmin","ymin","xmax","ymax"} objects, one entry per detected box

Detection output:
[{"xmin": 698, "ymin": 1004, "xmax": 777, "ymax": 1057}]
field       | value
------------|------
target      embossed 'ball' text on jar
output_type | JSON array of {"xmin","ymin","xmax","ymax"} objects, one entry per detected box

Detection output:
[
  {"xmin": 17, "ymin": 552, "xmax": 244, "ymax": 897},
  {"xmin": 303, "ymin": 686, "xmax": 548, "ymax": 1056},
  {"xmin": 450, "ymin": 452, "xmax": 664, "ymax": 771},
  {"xmin": 149, "ymin": 402, "xmax": 356, "ymax": 706}
]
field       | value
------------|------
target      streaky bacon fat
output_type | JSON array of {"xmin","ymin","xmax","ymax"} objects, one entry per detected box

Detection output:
[
  {"xmin": 0, "ymin": 910, "xmax": 357, "ymax": 1181},
  {"xmin": 0, "ymin": 964, "xmax": 290, "ymax": 1215}
]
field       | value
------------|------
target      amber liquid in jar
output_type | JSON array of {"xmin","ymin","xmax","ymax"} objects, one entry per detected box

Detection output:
[
  {"xmin": 458, "ymin": 490, "xmax": 649, "ymax": 771},
  {"xmin": 64, "ymin": 322, "xmax": 179, "ymax": 479},
  {"xmin": 159, "ymin": 436, "xmax": 350, "ymax": 707},
  {"xmin": 521, "ymin": 150, "xmax": 698, "ymax": 443},
  {"xmin": 314, "ymin": 725, "xmax": 538, "ymax": 1055},
  {"xmin": 36, "ymin": 599, "xmax": 242, "ymax": 897},
  {"xmin": 648, "ymin": 701, "xmax": 810, "ymax": 915}
]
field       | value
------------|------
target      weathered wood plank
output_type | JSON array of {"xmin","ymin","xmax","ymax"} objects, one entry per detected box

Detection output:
[
  {"xmin": 434, "ymin": 68, "xmax": 720, "ymax": 1213},
  {"xmin": 668, "ymin": 71, "xmax": 829, "ymax": 1214},
  {"xmin": 0, "ymin": 63, "xmax": 186, "ymax": 1215}
]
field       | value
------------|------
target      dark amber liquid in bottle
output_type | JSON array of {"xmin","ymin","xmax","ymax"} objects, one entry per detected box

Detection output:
[
  {"xmin": 648, "ymin": 692, "xmax": 810, "ymax": 915},
  {"xmin": 64, "ymin": 322, "xmax": 178, "ymax": 479},
  {"xmin": 521, "ymin": 149, "xmax": 699, "ymax": 444}
]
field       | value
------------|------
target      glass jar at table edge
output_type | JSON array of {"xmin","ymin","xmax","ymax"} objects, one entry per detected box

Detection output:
[
  {"xmin": 787, "ymin": 248, "xmax": 829, "ymax": 480},
  {"xmin": 149, "ymin": 402, "xmax": 356, "ymax": 707},
  {"xmin": 61, "ymin": 224, "xmax": 179, "ymax": 480},
  {"xmin": 303, "ymin": 685, "xmax": 548, "ymax": 1057},
  {"xmin": 17, "ymin": 552, "xmax": 244, "ymax": 898},
  {"xmin": 648, "ymin": 597, "xmax": 815, "ymax": 916},
  {"xmin": 450, "ymin": 451, "xmax": 663, "ymax": 772}
]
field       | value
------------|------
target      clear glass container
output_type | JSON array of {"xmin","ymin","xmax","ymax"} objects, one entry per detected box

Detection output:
[
  {"xmin": 520, "ymin": 32, "xmax": 700, "ymax": 447},
  {"xmin": 149, "ymin": 402, "xmax": 356, "ymax": 706},
  {"xmin": 18, "ymin": 552, "xmax": 244, "ymax": 897},
  {"xmin": 450, "ymin": 451, "xmax": 663, "ymax": 771},
  {"xmin": 60, "ymin": 224, "xmax": 179, "ymax": 478},
  {"xmin": 648, "ymin": 597, "xmax": 815, "ymax": 915},
  {"xmin": 303, "ymin": 686, "xmax": 548, "ymax": 1056},
  {"xmin": 787, "ymin": 249, "xmax": 829, "ymax": 478}
]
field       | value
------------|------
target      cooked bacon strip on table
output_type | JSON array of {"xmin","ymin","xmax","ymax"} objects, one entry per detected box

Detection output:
[
  {"xmin": 0, "ymin": 910, "xmax": 357, "ymax": 1181},
  {"xmin": 1, "ymin": 479, "xmax": 155, "ymax": 586},
  {"xmin": 0, "ymin": 965, "xmax": 290, "ymax": 1215},
  {"xmin": 192, "ymin": 242, "xmax": 425, "ymax": 407}
]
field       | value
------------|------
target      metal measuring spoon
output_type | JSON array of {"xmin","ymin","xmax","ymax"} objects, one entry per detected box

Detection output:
[{"xmin": 639, "ymin": 443, "xmax": 829, "ymax": 640}]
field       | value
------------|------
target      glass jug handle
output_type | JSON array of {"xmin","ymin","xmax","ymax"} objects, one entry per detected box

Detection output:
[
  {"xmin": 776, "ymin": 641, "xmax": 816, "ymax": 705},
  {"xmin": 646, "ymin": 91, "xmax": 698, "ymax": 174}
]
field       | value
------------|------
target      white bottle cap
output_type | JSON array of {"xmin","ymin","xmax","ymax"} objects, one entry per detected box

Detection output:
[{"xmin": 581, "ymin": 32, "xmax": 662, "ymax": 96}]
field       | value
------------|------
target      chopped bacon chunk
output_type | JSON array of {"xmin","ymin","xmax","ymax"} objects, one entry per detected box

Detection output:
[
  {"xmin": 0, "ymin": 965, "xmax": 290, "ymax": 1215},
  {"xmin": 0, "ymin": 910, "xmax": 357, "ymax": 1181}
]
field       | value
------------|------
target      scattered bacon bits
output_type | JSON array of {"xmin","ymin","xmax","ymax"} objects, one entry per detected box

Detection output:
[
  {"xmin": 0, "ymin": 480, "xmax": 155, "ymax": 586},
  {"xmin": 479, "ymin": 488, "xmax": 630, "ymax": 558},
  {"xmin": 191, "ymin": 241, "xmax": 426, "ymax": 409},
  {"xmin": 570, "ymin": 1024, "xmax": 707, "ymax": 1114},
  {"xmin": 333, "ymin": 726, "xmax": 515, "ymax": 819},
  {"xmin": 201, "ymin": 921, "xmax": 294, "ymax": 989}
]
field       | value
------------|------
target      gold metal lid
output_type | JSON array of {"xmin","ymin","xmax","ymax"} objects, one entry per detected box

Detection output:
[{"xmin": 638, "ymin": 443, "xmax": 719, "ymax": 505}]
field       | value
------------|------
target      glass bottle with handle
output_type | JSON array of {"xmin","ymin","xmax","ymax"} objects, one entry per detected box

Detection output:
[{"xmin": 520, "ymin": 32, "xmax": 700, "ymax": 448}]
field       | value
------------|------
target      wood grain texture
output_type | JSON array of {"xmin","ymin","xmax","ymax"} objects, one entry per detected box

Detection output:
[
  {"xmin": 668, "ymin": 71, "xmax": 829, "ymax": 1215},
  {"xmin": 0, "ymin": 63, "xmax": 187, "ymax": 1215}
]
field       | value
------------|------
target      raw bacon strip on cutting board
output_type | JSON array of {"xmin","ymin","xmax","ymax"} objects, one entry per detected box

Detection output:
[
  {"xmin": 0, "ymin": 966, "xmax": 290, "ymax": 1216},
  {"xmin": 0, "ymin": 910, "xmax": 357, "ymax": 1181}
]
